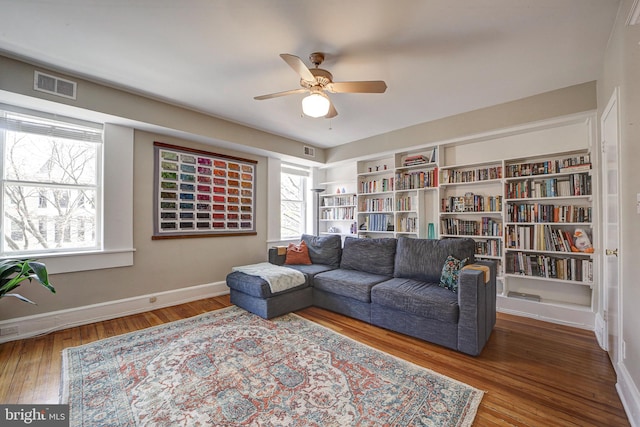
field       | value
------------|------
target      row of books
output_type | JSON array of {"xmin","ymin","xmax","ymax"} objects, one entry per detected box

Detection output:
[
  {"xmin": 402, "ymin": 154, "xmax": 429, "ymax": 166},
  {"xmin": 359, "ymin": 197, "xmax": 394, "ymax": 213},
  {"xmin": 395, "ymin": 168, "xmax": 438, "ymax": 190},
  {"xmin": 507, "ymin": 252, "xmax": 593, "ymax": 282},
  {"xmin": 440, "ymin": 217, "xmax": 502, "ymax": 236},
  {"xmin": 441, "ymin": 194, "xmax": 503, "ymax": 213},
  {"xmin": 506, "ymin": 203, "xmax": 591, "ymax": 223},
  {"xmin": 397, "ymin": 216, "xmax": 418, "ymax": 233},
  {"xmin": 396, "ymin": 195, "xmax": 417, "ymax": 211},
  {"xmin": 359, "ymin": 178, "xmax": 394, "ymax": 194},
  {"xmin": 475, "ymin": 239, "xmax": 503, "ymax": 257},
  {"xmin": 505, "ymin": 174, "xmax": 591, "ymax": 198},
  {"xmin": 320, "ymin": 195, "xmax": 357, "ymax": 207},
  {"xmin": 441, "ymin": 166, "xmax": 502, "ymax": 183},
  {"xmin": 320, "ymin": 207, "xmax": 355, "ymax": 220},
  {"xmin": 362, "ymin": 214, "xmax": 393, "ymax": 232},
  {"xmin": 505, "ymin": 224, "xmax": 582, "ymax": 252},
  {"xmin": 506, "ymin": 154, "xmax": 591, "ymax": 177}
]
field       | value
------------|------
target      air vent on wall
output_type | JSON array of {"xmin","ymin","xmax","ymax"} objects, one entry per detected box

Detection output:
[
  {"xmin": 303, "ymin": 146, "xmax": 315, "ymax": 157},
  {"xmin": 34, "ymin": 71, "xmax": 77, "ymax": 100}
]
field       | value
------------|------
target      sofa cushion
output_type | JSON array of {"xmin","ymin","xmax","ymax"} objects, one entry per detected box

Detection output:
[
  {"xmin": 313, "ymin": 269, "xmax": 390, "ymax": 303},
  {"xmin": 284, "ymin": 241, "xmax": 312, "ymax": 265},
  {"xmin": 340, "ymin": 237, "xmax": 397, "ymax": 276},
  {"xmin": 226, "ymin": 271, "xmax": 309, "ymax": 299},
  {"xmin": 439, "ymin": 255, "xmax": 468, "ymax": 293},
  {"xmin": 394, "ymin": 237, "xmax": 476, "ymax": 283},
  {"xmin": 301, "ymin": 234, "xmax": 342, "ymax": 268},
  {"xmin": 371, "ymin": 278, "xmax": 459, "ymax": 324}
]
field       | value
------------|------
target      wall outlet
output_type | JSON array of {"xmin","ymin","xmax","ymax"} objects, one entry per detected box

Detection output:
[{"xmin": 0, "ymin": 326, "xmax": 19, "ymax": 336}]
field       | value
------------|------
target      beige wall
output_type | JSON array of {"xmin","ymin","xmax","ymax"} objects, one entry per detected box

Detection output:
[
  {"xmin": 326, "ymin": 81, "xmax": 597, "ymax": 164},
  {"xmin": 598, "ymin": 0, "xmax": 640, "ymax": 413},
  {"xmin": 0, "ymin": 55, "xmax": 325, "ymax": 164},
  {"xmin": 0, "ymin": 130, "xmax": 269, "ymax": 320}
]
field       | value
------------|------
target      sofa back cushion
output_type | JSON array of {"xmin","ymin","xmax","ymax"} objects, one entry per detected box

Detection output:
[
  {"xmin": 340, "ymin": 237, "xmax": 397, "ymax": 276},
  {"xmin": 394, "ymin": 237, "xmax": 476, "ymax": 283},
  {"xmin": 301, "ymin": 234, "xmax": 342, "ymax": 268}
]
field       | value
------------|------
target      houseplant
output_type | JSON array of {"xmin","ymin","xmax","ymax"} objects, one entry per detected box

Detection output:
[{"xmin": 0, "ymin": 259, "xmax": 55, "ymax": 304}]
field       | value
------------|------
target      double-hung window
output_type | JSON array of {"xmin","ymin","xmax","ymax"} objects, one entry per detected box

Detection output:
[
  {"xmin": 0, "ymin": 106, "xmax": 102, "ymax": 256},
  {"xmin": 280, "ymin": 164, "xmax": 309, "ymax": 239}
]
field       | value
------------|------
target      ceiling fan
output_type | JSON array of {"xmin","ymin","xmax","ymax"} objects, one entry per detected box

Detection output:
[{"xmin": 254, "ymin": 52, "xmax": 387, "ymax": 119}]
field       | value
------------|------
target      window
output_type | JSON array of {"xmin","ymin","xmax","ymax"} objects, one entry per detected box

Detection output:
[
  {"xmin": 0, "ymin": 107, "xmax": 102, "ymax": 255},
  {"xmin": 280, "ymin": 165, "xmax": 309, "ymax": 239}
]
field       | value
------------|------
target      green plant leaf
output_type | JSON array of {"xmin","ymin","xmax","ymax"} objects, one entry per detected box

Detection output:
[
  {"xmin": 26, "ymin": 261, "xmax": 55, "ymax": 294},
  {"xmin": 3, "ymin": 293, "xmax": 37, "ymax": 304},
  {"xmin": 0, "ymin": 258, "xmax": 55, "ymax": 303}
]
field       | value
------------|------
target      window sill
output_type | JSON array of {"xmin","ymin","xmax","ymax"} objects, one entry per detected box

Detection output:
[{"xmin": 28, "ymin": 248, "xmax": 136, "ymax": 274}]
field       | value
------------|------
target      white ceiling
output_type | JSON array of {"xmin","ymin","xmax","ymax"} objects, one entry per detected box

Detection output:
[{"xmin": 0, "ymin": 0, "xmax": 620, "ymax": 148}]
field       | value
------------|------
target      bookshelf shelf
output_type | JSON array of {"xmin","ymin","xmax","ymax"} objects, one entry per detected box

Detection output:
[{"xmin": 504, "ymin": 273, "xmax": 593, "ymax": 287}]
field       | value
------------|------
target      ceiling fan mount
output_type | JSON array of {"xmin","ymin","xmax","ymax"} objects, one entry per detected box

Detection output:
[
  {"xmin": 254, "ymin": 52, "xmax": 387, "ymax": 119},
  {"xmin": 308, "ymin": 52, "xmax": 326, "ymax": 67}
]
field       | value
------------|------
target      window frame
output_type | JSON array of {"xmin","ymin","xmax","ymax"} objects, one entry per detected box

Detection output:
[
  {"xmin": 0, "ymin": 105, "xmax": 103, "ymax": 256},
  {"xmin": 0, "ymin": 103, "xmax": 134, "ymax": 274},
  {"xmin": 280, "ymin": 164, "xmax": 310, "ymax": 240}
]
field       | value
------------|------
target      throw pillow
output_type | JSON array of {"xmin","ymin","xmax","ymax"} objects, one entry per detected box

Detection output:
[
  {"xmin": 439, "ymin": 255, "xmax": 468, "ymax": 293},
  {"xmin": 285, "ymin": 241, "xmax": 312, "ymax": 265}
]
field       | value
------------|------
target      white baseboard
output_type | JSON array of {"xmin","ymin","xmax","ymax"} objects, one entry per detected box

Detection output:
[
  {"xmin": 617, "ymin": 361, "xmax": 640, "ymax": 427},
  {"xmin": 496, "ymin": 307, "xmax": 594, "ymax": 330},
  {"xmin": 0, "ymin": 281, "xmax": 230, "ymax": 343}
]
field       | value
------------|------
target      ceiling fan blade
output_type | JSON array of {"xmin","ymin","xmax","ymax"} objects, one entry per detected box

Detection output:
[
  {"xmin": 326, "ymin": 81, "xmax": 387, "ymax": 94},
  {"xmin": 325, "ymin": 100, "xmax": 338, "ymax": 119},
  {"xmin": 254, "ymin": 88, "xmax": 307, "ymax": 100},
  {"xmin": 280, "ymin": 54, "xmax": 316, "ymax": 82}
]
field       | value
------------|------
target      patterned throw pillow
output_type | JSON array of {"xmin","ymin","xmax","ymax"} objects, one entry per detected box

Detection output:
[
  {"xmin": 439, "ymin": 255, "xmax": 468, "ymax": 293},
  {"xmin": 284, "ymin": 241, "xmax": 312, "ymax": 265}
]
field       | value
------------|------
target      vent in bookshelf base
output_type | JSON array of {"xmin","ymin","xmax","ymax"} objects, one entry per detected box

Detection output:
[{"xmin": 507, "ymin": 291, "xmax": 541, "ymax": 302}]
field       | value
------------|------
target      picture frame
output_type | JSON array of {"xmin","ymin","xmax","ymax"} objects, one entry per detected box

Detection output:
[{"xmin": 152, "ymin": 141, "xmax": 257, "ymax": 239}]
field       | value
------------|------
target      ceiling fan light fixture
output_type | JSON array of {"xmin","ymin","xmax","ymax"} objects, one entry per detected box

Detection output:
[{"xmin": 302, "ymin": 92, "xmax": 330, "ymax": 118}]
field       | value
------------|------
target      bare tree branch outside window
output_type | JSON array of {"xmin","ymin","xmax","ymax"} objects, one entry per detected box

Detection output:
[
  {"xmin": 1, "ymin": 113, "xmax": 100, "ymax": 254},
  {"xmin": 280, "ymin": 172, "xmax": 306, "ymax": 239}
]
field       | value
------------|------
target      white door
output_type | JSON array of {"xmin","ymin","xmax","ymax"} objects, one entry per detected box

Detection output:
[{"xmin": 600, "ymin": 88, "xmax": 621, "ymax": 366}]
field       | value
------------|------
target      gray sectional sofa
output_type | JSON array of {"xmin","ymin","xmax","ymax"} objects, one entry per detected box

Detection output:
[{"xmin": 226, "ymin": 234, "xmax": 496, "ymax": 356}]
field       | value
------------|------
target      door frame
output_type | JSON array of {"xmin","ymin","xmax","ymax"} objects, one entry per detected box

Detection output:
[{"xmin": 598, "ymin": 87, "xmax": 622, "ymax": 366}]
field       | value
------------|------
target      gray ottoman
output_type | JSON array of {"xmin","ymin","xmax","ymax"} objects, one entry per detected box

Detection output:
[{"xmin": 225, "ymin": 270, "xmax": 313, "ymax": 319}]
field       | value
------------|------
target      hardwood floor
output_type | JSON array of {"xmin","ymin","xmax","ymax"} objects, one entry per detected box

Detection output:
[{"xmin": 0, "ymin": 295, "xmax": 629, "ymax": 426}]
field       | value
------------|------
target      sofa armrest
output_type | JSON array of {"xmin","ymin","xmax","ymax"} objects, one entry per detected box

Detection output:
[
  {"xmin": 457, "ymin": 260, "xmax": 497, "ymax": 356},
  {"xmin": 268, "ymin": 246, "xmax": 286, "ymax": 265}
]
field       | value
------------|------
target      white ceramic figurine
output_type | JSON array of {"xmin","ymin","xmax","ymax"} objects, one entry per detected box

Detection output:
[{"xmin": 571, "ymin": 228, "xmax": 594, "ymax": 253}]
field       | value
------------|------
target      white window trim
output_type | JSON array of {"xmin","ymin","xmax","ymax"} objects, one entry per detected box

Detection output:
[{"xmin": 9, "ymin": 123, "xmax": 135, "ymax": 274}]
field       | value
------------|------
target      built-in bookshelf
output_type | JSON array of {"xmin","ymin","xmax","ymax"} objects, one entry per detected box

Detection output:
[
  {"xmin": 439, "ymin": 161, "xmax": 505, "ymax": 277},
  {"xmin": 356, "ymin": 156, "xmax": 396, "ymax": 237},
  {"xmin": 504, "ymin": 151, "xmax": 594, "ymax": 293},
  {"xmin": 356, "ymin": 148, "xmax": 439, "ymax": 238},
  {"xmin": 319, "ymin": 193, "xmax": 358, "ymax": 237},
  {"xmin": 322, "ymin": 114, "xmax": 597, "ymax": 327},
  {"xmin": 317, "ymin": 163, "xmax": 358, "ymax": 239}
]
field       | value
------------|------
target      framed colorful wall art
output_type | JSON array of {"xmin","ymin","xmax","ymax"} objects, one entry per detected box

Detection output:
[{"xmin": 153, "ymin": 141, "xmax": 257, "ymax": 239}]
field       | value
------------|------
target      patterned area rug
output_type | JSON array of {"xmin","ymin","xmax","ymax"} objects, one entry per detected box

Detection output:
[{"xmin": 61, "ymin": 306, "xmax": 483, "ymax": 426}]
